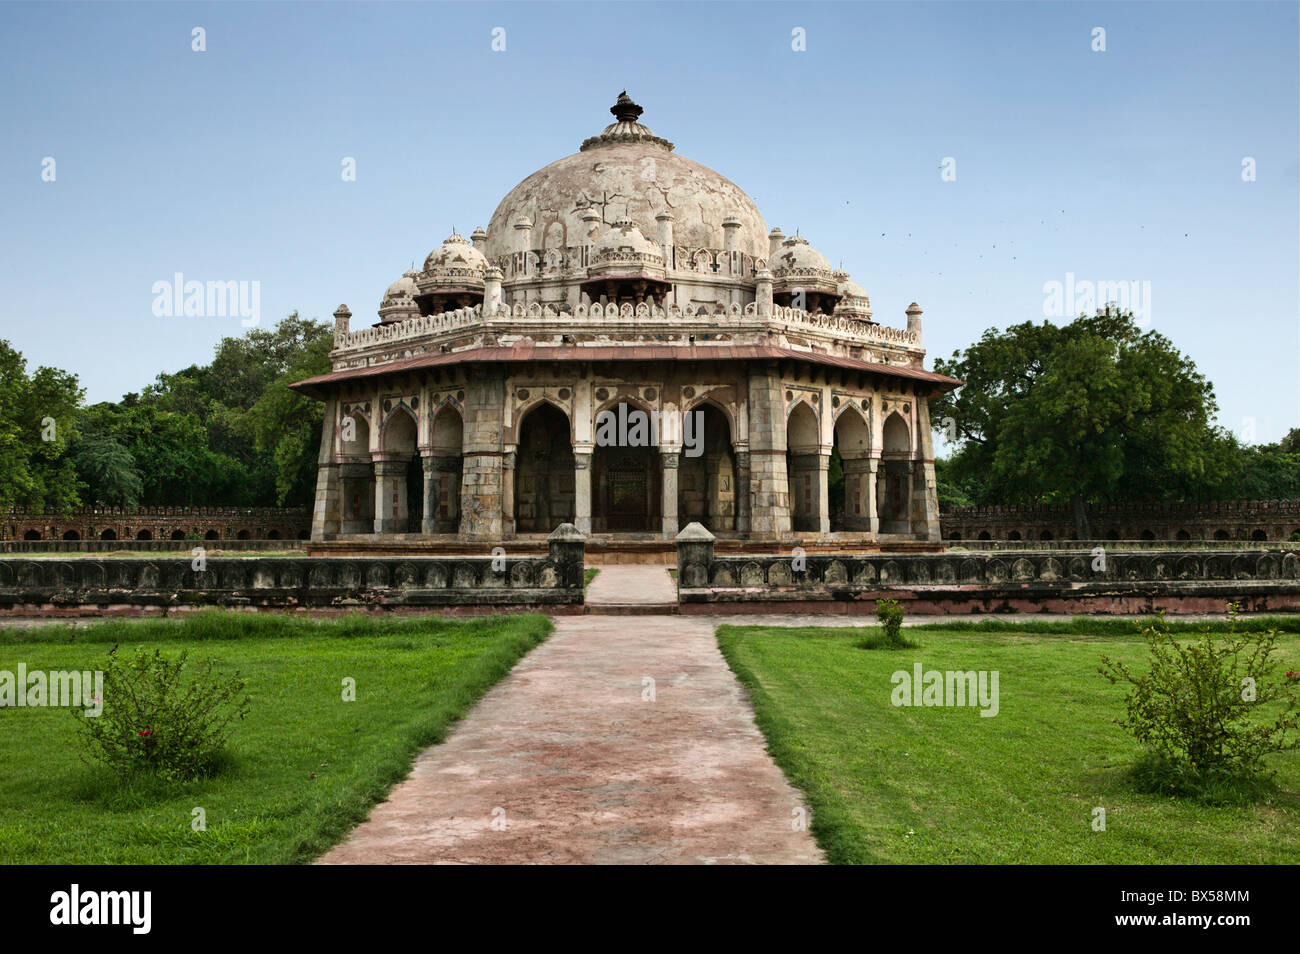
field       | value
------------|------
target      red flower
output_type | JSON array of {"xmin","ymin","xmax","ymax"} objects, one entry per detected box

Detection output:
[{"xmin": 138, "ymin": 729, "xmax": 153, "ymax": 737}]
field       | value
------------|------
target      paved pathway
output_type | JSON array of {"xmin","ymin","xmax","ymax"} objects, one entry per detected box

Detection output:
[
  {"xmin": 585, "ymin": 564, "xmax": 677, "ymax": 606},
  {"xmin": 319, "ymin": 613, "xmax": 822, "ymax": 865}
]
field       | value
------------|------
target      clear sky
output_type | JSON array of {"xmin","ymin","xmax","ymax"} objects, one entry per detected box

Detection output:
[{"xmin": 1, "ymin": 1, "xmax": 1296, "ymax": 445}]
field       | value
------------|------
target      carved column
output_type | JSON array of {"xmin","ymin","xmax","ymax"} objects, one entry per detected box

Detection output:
[
  {"xmin": 661, "ymin": 450, "xmax": 680, "ymax": 539},
  {"xmin": 734, "ymin": 449, "xmax": 751, "ymax": 534},
  {"xmin": 421, "ymin": 453, "xmax": 440, "ymax": 534},
  {"xmin": 866, "ymin": 457, "xmax": 880, "ymax": 534},
  {"xmin": 842, "ymin": 456, "xmax": 875, "ymax": 532},
  {"xmin": 458, "ymin": 369, "xmax": 504, "ymax": 540},
  {"xmin": 339, "ymin": 461, "xmax": 373, "ymax": 534},
  {"xmin": 373, "ymin": 457, "xmax": 410, "ymax": 534},
  {"xmin": 813, "ymin": 452, "xmax": 831, "ymax": 534},
  {"xmin": 746, "ymin": 362, "xmax": 790, "ymax": 538},
  {"xmin": 573, "ymin": 448, "xmax": 592, "ymax": 534},
  {"xmin": 501, "ymin": 450, "xmax": 517, "ymax": 537},
  {"xmin": 310, "ymin": 396, "xmax": 342, "ymax": 540}
]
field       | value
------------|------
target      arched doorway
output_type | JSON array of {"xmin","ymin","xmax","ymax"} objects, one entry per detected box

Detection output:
[
  {"xmin": 170, "ymin": 529, "xmax": 186, "ymax": 540},
  {"xmin": 786, "ymin": 401, "xmax": 821, "ymax": 532},
  {"xmin": 339, "ymin": 413, "xmax": 375, "ymax": 534},
  {"xmin": 678, "ymin": 403, "xmax": 736, "ymax": 532},
  {"xmin": 62, "ymin": 530, "xmax": 80, "ymax": 541},
  {"xmin": 877, "ymin": 412, "xmax": 912, "ymax": 534},
  {"xmin": 515, "ymin": 403, "xmax": 575, "ymax": 532},
  {"xmin": 100, "ymin": 529, "xmax": 117, "ymax": 540},
  {"xmin": 593, "ymin": 401, "xmax": 659, "ymax": 533},
  {"xmin": 23, "ymin": 530, "xmax": 41, "ymax": 540},
  {"xmin": 831, "ymin": 405, "xmax": 871, "ymax": 532},
  {"xmin": 376, "ymin": 408, "xmax": 418, "ymax": 533},
  {"xmin": 136, "ymin": 530, "xmax": 152, "ymax": 540},
  {"xmin": 426, "ymin": 405, "xmax": 464, "ymax": 533}
]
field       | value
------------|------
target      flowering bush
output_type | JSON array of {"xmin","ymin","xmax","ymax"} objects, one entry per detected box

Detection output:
[
  {"xmin": 1099, "ymin": 605, "xmax": 1299, "ymax": 796},
  {"xmin": 74, "ymin": 648, "xmax": 250, "ymax": 782}
]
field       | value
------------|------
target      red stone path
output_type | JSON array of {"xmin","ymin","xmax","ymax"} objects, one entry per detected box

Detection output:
[{"xmin": 318, "ymin": 607, "xmax": 822, "ymax": 865}]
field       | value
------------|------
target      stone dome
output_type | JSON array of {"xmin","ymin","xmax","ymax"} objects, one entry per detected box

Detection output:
[
  {"xmin": 422, "ymin": 231, "xmax": 488, "ymax": 276},
  {"xmin": 592, "ymin": 218, "xmax": 662, "ymax": 260},
  {"xmin": 378, "ymin": 270, "xmax": 420, "ymax": 324},
  {"xmin": 484, "ymin": 93, "xmax": 768, "ymax": 262},
  {"xmin": 770, "ymin": 235, "xmax": 833, "ymax": 278}
]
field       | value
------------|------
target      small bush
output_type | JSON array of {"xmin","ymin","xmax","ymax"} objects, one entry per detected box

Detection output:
[
  {"xmin": 74, "ymin": 648, "xmax": 251, "ymax": 782},
  {"xmin": 860, "ymin": 598, "xmax": 914, "ymax": 650},
  {"xmin": 1099, "ymin": 604, "xmax": 1299, "ymax": 798}
]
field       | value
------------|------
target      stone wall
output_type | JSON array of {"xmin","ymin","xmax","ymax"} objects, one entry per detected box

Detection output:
[
  {"xmin": 941, "ymin": 500, "xmax": 1300, "ymax": 543},
  {"xmin": 2, "ymin": 507, "xmax": 312, "ymax": 543},
  {"xmin": 0, "ymin": 526, "xmax": 586, "ymax": 616},
  {"xmin": 674, "ymin": 523, "xmax": 1300, "ymax": 615}
]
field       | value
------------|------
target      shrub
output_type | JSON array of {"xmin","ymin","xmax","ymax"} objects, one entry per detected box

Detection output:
[
  {"xmin": 1098, "ymin": 604, "xmax": 1299, "ymax": 796},
  {"xmin": 74, "ymin": 648, "xmax": 251, "ymax": 782},
  {"xmin": 874, "ymin": 598, "xmax": 908, "ymax": 648}
]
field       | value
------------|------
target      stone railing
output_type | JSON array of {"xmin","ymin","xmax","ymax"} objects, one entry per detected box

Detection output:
[
  {"xmin": 941, "ymin": 499, "xmax": 1300, "ymax": 544},
  {"xmin": 1, "ymin": 539, "xmax": 308, "ymax": 555},
  {"xmin": 331, "ymin": 299, "xmax": 920, "ymax": 361},
  {"xmin": 673, "ymin": 523, "xmax": 1300, "ymax": 615},
  {"xmin": 0, "ymin": 525, "xmax": 587, "ymax": 615}
]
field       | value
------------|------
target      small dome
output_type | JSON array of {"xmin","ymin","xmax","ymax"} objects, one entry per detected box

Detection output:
[
  {"xmin": 592, "ymin": 218, "xmax": 661, "ymax": 259},
  {"xmin": 770, "ymin": 235, "xmax": 833, "ymax": 277},
  {"xmin": 834, "ymin": 274, "xmax": 874, "ymax": 321},
  {"xmin": 423, "ymin": 231, "xmax": 489, "ymax": 275},
  {"xmin": 378, "ymin": 270, "xmax": 421, "ymax": 324}
]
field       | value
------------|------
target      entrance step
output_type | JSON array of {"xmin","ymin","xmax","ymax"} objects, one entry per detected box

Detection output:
[{"xmin": 586, "ymin": 603, "xmax": 678, "ymax": 616}]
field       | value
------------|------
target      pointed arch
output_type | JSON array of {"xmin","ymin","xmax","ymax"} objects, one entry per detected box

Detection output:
[
  {"xmin": 515, "ymin": 402, "xmax": 575, "ymax": 533},
  {"xmin": 832, "ymin": 403, "xmax": 872, "ymax": 532}
]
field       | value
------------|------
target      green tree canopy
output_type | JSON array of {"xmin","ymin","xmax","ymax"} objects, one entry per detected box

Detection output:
[
  {"xmin": 932, "ymin": 309, "xmax": 1231, "ymax": 537},
  {"xmin": 0, "ymin": 340, "xmax": 84, "ymax": 512}
]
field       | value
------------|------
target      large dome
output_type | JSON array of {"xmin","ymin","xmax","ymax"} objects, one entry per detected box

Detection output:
[{"xmin": 485, "ymin": 93, "xmax": 768, "ymax": 262}]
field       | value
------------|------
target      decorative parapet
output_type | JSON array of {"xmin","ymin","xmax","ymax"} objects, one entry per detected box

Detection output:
[
  {"xmin": 330, "ymin": 299, "xmax": 921, "ymax": 361},
  {"xmin": 0, "ymin": 547, "xmax": 587, "ymax": 612},
  {"xmin": 674, "ymin": 541, "xmax": 1300, "ymax": 612}
]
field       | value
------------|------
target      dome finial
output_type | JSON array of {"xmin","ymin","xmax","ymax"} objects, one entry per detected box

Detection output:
[{"xmin": 611, "ymin": 90, "xmax": 643, "ymax": 124}]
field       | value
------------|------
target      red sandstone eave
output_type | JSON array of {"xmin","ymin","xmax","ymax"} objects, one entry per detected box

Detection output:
[{"xmin": 288, "ymin": 343, "xmax": 964, "ymax": 398}]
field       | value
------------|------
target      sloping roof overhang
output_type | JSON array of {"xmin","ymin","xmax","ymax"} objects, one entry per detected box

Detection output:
[{"xmin": 289, "ymin": 342, "xmax": 962, "ymax": 398}]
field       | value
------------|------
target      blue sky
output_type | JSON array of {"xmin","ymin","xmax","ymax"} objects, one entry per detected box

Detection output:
[{"xmin": 1, "ymin": 1, "xmax": 1296, "ymax": 445}]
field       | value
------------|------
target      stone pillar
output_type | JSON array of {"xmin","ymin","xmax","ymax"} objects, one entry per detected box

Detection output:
[
  {"xmin": 501, "ymin": 450, "xmax": 517, "ymax": 537},
  {"xmin": 734, "ymin": 450, "xmax": 751, "ymax": 534},
  {"xmin": 421, "ymin": 454, "xmax": 440, "ymax": 534},
  {"xmin": 842, "ymin": 456, "xmax": 875, "ymax": 532},
  {"xmin": 373, "ymin": 457, "xmax": 410, "ymax": 534},
  {"xmin": 547, "ymin": 522, "xmax": 587, "ymax": 591},
  {"xmin": 310, "ymin": 396, "xmax": 342, "ymax": 541},
  {"xmin": 768, "ymin": 228, "xmax": 786, "ymax": 260},
  {"xmin": 746, "ymin": 363, "xmax": 791, "ymax": 538},
  {"xmin": 915, "ymin": 398, "xmax": 942, "ymax": 543},
  {"xmin": 459, "ymin": 369, "xmax": 505, "ymax": 540},
  {"xmin": 339, "ymin": 461, "xmax": 373, "ymax": 534},
  {"xmin": 866, "ymin": 458, "xmax": 880, "ymax": 534},
  {"xmin": 573, "ymin": 448, "xmax": 592, "ymax": 534},
  {"xmin": 661, "ymin": 450, "xmax": 680, "ymax": 539},
  {"xmin": 812, "ymin": 452, "xmax": 831, "ymax": 534},
  {"xmin": 755, "ymin": 268, "xmax": 774, "ymax": 318},
  {"xmin": 483, "ymin": 267, "xmax": 503, "ymax": 317},
  {"xmin": 675, "ymin": 522, "xmax": 716, "ymax": 589}
]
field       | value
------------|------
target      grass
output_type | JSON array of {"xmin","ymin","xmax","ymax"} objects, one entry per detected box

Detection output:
[
  {"xmin": 0, "ymin": 610, "xmax": 551, "ymax": 864},
  {"xmin": 584, "ymin": 567, "xmax": 599, "ymax": 588},
  {"xmin": 717, "ymin": 619, "xmax": 1300, "ymax": 864}
]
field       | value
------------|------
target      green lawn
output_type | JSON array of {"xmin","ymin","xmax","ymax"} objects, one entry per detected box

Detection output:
[
  {"xmin": 584, "ymin": 567, "xmax": 599, "ymax": 587},
  {"xmin": 717, "ymin": 618, "xmax": 1300, "ymax": 864},
  {"xmin": 0, "ymin": 610, "xmax": 551, "ymax": 864}
]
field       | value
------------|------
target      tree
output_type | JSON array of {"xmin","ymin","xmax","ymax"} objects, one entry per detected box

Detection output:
[
  {"xmin": 932, "ymin": 309, "xmax": 1224, "ymax": 537},
  {"xmin": 71, "ymin": 434, "xmax": 143, "ymax": 508},
  {"xmin": 0, "ymin": 340, "xmax": 84, "ymax": 512}
]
